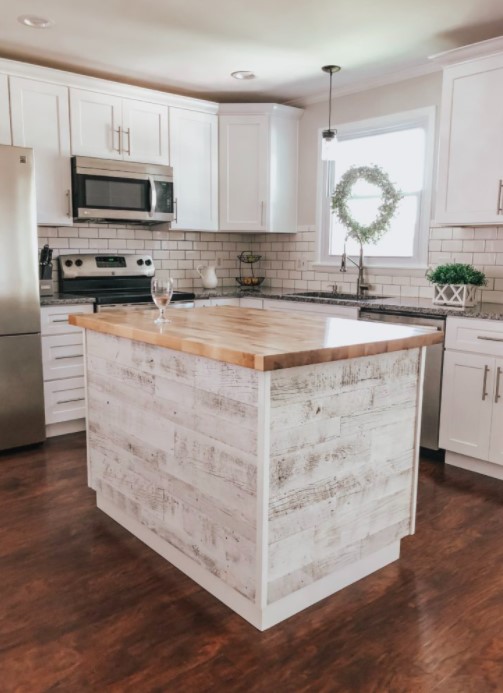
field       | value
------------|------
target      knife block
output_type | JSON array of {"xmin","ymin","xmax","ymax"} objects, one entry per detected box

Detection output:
[{"xmin": 39, "ymin": 280, "xmax": 53, "ymax": 296}]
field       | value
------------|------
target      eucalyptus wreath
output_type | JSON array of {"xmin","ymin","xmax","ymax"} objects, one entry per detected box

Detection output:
[{"xmin": 331, "ymin": 165, "xmax": 403, "ymax": 245}]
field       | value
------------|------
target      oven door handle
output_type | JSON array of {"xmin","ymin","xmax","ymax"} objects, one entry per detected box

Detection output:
[{"xmin": 149, "ymin": 176, "xmax": 157, "ymax": 218}]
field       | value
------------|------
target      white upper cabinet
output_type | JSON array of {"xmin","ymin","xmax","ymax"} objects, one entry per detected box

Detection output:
[
  {"xmin": 10, "ymin": 76, "xmax": 72, "ymax": 226},
  {"xmin": 0, "ymin": 74, "xmax": 11, "ymax": 144},
  {"xmin": 435, "ymin": 51, "xmax": 503, "ymax": 225},
  {"xmin": 169, "ymin": 107, "xmax": 218, "ymax": 230},
  {"xmin": 219, "ymin": 104, "xmax": 302, "ymax": 233},
  {"xmin": 122, "ymin": 99, "xmax": 168, "ymax": 165},
  {"xmin": 69, "ymin": 90, "xmax": 122, "ymax": 160},
  {"xmin": 70, "ymin": 89, "xmax": 169, "ymax": 165}
]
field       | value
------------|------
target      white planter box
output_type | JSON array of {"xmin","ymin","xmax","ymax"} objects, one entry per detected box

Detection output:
[{"xmin": 432, "ymin": 284, "xmax": 478, "ymax": 308}]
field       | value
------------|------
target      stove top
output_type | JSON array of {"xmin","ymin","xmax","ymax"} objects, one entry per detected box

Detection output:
[{"xmin": 58, "ymin": 253, "xmax": 195, "ymax": 305}]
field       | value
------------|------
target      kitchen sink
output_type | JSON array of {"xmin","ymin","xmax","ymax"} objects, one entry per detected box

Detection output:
[{"xmin": 284, "ymin": 291, "xmax": 389, "ymax": 302}]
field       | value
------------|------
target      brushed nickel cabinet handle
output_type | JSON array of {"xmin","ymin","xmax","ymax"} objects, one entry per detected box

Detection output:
[
  {"xmin": 66, "ymin": 189, "xmax": 71, "ymax": 217},
  {"xmin": 495, "ymin": 367, "xmax": 502, "ymax": 403},
  {"xmin": 113, "ymin": 126, "xmax": 122, "ymax": 153},
  {"xmin": 482, "ymin": 365, "xmax": 490, "ymax": 401},
  {"xmin": 55, "ymin": 354, "xmax": 83, "ymax": 360},
  {"xmin": 477, "ymin": 335, "xmax": 503, "ymax": 343},
  {"xmin": 498, "ymin": 180, "xmax": 503, "ymax": 215},
  {"xmin": 57, "ymin": 397, "xmax": 85, "ymax": 405},
  {"xmin": 260, "ymin": 201, "xmax": 265, "ymax": 226},
  {"xmin": 174, "ymin": 197, "xmax": 178, "ymax": 223},
  {"xmin": 52, "ymin": 318, "xmax": 69, "ymax": 323},
  {"xmin": 125, "ymin": 127, "xmax": 131, "ymax": 155}
]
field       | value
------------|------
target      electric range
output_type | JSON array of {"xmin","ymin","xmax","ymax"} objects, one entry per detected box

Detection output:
[{"xmin": 58, "ymin": 253, "xmax": 195, "ymax": 311}]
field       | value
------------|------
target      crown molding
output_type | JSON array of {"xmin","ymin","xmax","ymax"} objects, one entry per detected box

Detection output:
[
  {"xmin": 218, "ymin": 102, "xmax": 303, "ymax": 118},
  {"xmin": 284, "ymin": 61, "xmax": 441, "ymax": 108},
  {"xmin": 0, "ymin": 56, "xmax": 219, "ymax": 114},
  {"xmin": 429, "ymin": 35, "xmax": 503, "ymax": 66}
]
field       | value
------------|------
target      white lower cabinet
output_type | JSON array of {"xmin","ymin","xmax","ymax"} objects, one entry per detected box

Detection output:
[
  {"xmin": 440, "ymin": 316, "xmax": 503, "ymax": 479},
  {"xmin": 194, "ymin": 298, "xmax": 240, "ymax": 307},
  {"xmin": 41, "ymin": 304, "xmax": 93, "ymax": 434},
  {"xmin": 439, "ymin": 351, "xmax": 493, "ymax": 459},
  {"xmin": 262, "ymin": 299, "xmax": 359, "ymax": 320}
]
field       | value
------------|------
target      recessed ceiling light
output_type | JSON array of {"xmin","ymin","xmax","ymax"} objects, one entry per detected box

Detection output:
[
  {"xmin": 17, "ymin": 15, "xmax": 55, "ymax": 29},
  {"xmin": 231, "ymin": 71, "xmax": 256, "ymax": 81}
]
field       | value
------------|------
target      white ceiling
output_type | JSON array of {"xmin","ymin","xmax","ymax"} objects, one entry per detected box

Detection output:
[{"xmin": 1, "ymin": 0, "xmax": 503, "ymax": 104}]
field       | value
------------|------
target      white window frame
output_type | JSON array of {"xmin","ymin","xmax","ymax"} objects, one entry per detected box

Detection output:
[{"xmin": 315, "ymin": 106, "xmax": 436, "ymax": 270}]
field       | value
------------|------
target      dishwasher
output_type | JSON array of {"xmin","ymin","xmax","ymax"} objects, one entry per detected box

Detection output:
[{"xmin": 359, "ymin": 309, "xmax": 445, "ymax": 450}]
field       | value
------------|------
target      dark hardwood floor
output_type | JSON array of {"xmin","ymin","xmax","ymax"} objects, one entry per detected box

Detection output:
[{"xmin": 1, "ymin": 433, "xmax": 502, "ymax": 692}]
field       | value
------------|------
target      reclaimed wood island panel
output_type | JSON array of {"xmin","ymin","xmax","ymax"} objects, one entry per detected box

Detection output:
[{"xmin": 70, "ymin": 306, "xmax": 443, "ymax": 630}]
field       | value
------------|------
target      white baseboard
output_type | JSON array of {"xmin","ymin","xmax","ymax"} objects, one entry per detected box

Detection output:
[
  {"xmin": 97, "ymin": 493, "xmax": 401, "ymax": 631},
  {"xmin": 46, "ymin": 419, "xmax": 86, "ymax": 438},
  {"xmin": 445, "ymin": 451, "xmax": 503, "ymax": 481}
]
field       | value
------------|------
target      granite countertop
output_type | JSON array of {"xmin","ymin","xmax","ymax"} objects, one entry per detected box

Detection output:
[
  {"xmin": 40, "ymin": 293, "xmax": 96, "ymax": 306},
  {"xmin": 40, "ymin": 287, "xmax": 503, "ymax": 320},
  {"xmin": 196, "ymin": 289, "xmax": 503, "ymax": 320},
  {"xmin": 69, "ymin": 305, "xmax": 443, "ymax": 371}
]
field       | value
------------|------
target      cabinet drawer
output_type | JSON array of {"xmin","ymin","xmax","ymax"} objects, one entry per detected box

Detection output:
[
  {"xmin": 446, "ymin": 317, "xmax": 503, "ymax": 357},
  {"xmin": 262, "ymin": 299, "xmax": 359, "ymax": 319},
  {"xmin": 240, "ymin": 297, "xmax": 264, "ymax": 309},
  {"xmin": 42, "ymin": 333, "xmax": 85, "ymax": 381},
  {"xmin": 44, "ymin": 376, "xmax": 86, "ymax": 424},
  {"xmin": 41, "ymin": 304, "xmax": 93, "ymax": 336}
]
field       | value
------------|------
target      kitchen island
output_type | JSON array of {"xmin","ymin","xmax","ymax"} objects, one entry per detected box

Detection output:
[{"xmin": 70, "ymin": 306, "xmax": 443, "ymax": 630}]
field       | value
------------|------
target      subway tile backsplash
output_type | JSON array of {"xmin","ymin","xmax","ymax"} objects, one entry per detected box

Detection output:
[{"xmin": 38, "ymin": 223, "xmax": 503, "ymax": 303}]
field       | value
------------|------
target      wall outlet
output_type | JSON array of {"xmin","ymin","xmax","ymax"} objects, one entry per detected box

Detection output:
[
  {"xmin": 216, "ymin": 257, "xmax": 222, "ymax": 267},
  {"xmin": 296, "ymin": 258, "xmax": 309, "ymax": 270}
]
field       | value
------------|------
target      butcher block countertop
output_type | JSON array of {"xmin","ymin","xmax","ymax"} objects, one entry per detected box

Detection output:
[{"xmin": 69, "ymin": 305, "xmax": 444, "ymax": 371}]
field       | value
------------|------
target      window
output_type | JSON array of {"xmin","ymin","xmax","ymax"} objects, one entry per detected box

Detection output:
[{"xmin": 317, "ymin": 107, "xmax": 435, "ymax": 268}]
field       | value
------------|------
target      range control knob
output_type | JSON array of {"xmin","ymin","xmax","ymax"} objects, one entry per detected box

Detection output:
[
  {"xmin": 137, "ymin": 258, "xmax": 144, "ymax": 266},
  {"xmin": 75, "ymin": 259, "xmax": 83, "ymax": 267},
  {"xmin": 145, "ymin": 259, "xmax": 152, "ymax": 266},
  {"xmin": 64, "ymin": 259, "xmax": 73, "ymax": 267}
]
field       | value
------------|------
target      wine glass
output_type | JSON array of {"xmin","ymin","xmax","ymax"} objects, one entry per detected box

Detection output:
[{"xmin": 151, "ymin": 277, "xmax": 174, "ymax": 324}]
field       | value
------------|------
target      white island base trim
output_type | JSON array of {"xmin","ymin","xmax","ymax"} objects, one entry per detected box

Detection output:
[
  {"xmin": 98, "ymin": 493, "xmax": 399, "ymax": 630},
  {"xmin": 445, "ymin": 451, "xmax": 503, "ymax": 481},
  {"xmin": 84, "ymin": 331, "xmax": 424, "ymax": 631}
]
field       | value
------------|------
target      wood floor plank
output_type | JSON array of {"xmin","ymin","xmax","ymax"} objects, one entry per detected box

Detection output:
[{"xmin": 0, "ymin": 433, "xmax": 502, "ymax": 692}]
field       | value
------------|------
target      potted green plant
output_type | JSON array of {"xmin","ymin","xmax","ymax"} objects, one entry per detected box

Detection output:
[{"xmin": 426, "ymin": 263, "xmax": 486, "ymax": 307}]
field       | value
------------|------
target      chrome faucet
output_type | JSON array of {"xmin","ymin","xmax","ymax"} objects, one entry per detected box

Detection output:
[{"xmin": 340, "ymin": 243, "xmax": 369, "ymax": 297}]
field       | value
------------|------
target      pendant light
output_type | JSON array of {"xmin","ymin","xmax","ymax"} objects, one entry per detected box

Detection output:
[{"xmin": 321, "ymin": 65, "xmax": 341, "ymax": 161}]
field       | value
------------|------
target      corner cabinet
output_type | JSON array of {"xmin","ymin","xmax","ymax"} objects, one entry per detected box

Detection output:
[
  {"xmin": 435, "ymin": 50, "xmax": 503, "ymax": 225},
  {"xmin": 218, "ymin": 104, "xmax": 302, "ymax": 233},
  {"xmin": 0, "ymin": 74, "xmax": 11, "ymax": 144},
  {"xmin": 70, "ymin": 89, "xmax": 169, "ymax": 165},
  {"xmin": 169, "ymin": 108, "xmax": 218, "ymax": 231},
  {"xmin": 439, "ymin": 316, "xmax": 503, "ymax": 479},
  {"xmin": 10, "ymin": 76, "xmax": 73, "ymax": 226}
]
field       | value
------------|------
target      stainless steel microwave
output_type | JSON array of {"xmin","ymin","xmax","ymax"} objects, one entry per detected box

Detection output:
[{"xmin": 71, "ymin": 156, "xmax": 174, "ymax": 224}]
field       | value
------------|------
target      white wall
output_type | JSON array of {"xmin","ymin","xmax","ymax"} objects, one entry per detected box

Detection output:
[{"xmin": 297, "ymin": 71, "xmax": 443, "ymax": 226}]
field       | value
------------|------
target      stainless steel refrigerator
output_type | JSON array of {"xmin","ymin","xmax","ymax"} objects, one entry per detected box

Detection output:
[{"xmin": 0, "ymin": 145, "xmax": 45, "ymax": 451}]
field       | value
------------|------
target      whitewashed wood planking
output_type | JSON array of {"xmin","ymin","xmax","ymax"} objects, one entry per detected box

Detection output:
[{"xmin": 84, "ymin": 329, "xmax": 423, "ymax": 629}]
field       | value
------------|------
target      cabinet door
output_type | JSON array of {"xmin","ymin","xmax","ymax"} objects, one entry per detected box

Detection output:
[
  {"xmin": 219, "ymin": 115, "xmax": 268, "ymax": 231},
  {"xmin": 170, "ymin": 108, "xmax": 218, "ymax": 230},
  {"xmin": 489, "ymin": 358, "xmax": 503, "ymax": 466},
  {"xmin": 0, "ymin": 74, "xmax": 11, "ymax": 144},
  {"xmin": 122, "ymin": 99, "xmax": 168, "ymax": 165},
  {"xmin": 262, "ymin": 299, "xmax": 359, "ymax": 319},
  {"xmin": 439, "ymin": 350, "xmax": 493, "ymax": 460},
  {"xmin": 70, "ymin": 88, "xmax": 122, "ymax": 159},
  {"xmin": 10, "ymin": 77, "xmax": 72, "ymax": 226},
  {"xmin": 436, "ymin": 54, "xmax": 503, "ymax": 224}
]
